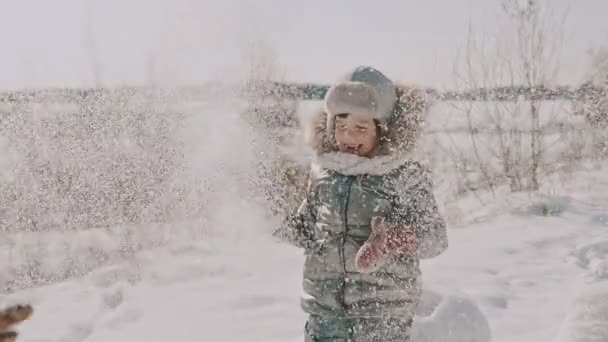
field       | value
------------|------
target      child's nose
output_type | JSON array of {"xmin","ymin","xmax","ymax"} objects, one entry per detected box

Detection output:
[{"xmin": 342, "ymin": 131, "xmax": 358, "ymax": 143}]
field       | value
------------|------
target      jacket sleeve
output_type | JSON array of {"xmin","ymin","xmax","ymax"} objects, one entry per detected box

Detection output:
[
  {"xmin": 387, "ymin": 162, "xmax": 448, "ymax": 259},
  {"xmin": 272, "ymin": 178, "xmax": 318, "ymax": 250}
]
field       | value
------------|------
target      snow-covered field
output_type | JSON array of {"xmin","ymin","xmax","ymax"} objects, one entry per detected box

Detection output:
[
  {"xmin": 1, "ymin": 155, "xmax": 607, "ymax": 341},
  {"xmin": 1, "ymin": 96, "xmax": 607, "ymax": 342}
]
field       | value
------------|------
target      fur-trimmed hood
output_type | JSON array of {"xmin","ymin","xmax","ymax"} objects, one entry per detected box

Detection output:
[{"xmin": 298, "ymin": 84, "xmax": 428, "ymax": 176}]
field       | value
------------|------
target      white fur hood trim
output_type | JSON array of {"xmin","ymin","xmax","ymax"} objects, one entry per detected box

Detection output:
[{"xmin": 313, "ymin": 151, "xmax": 410, "ymax": 176}]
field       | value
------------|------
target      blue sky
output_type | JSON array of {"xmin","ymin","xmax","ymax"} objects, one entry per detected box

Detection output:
[{"xmin": 0, "ymin": 0, "xmax": 606, "ymax": 90}]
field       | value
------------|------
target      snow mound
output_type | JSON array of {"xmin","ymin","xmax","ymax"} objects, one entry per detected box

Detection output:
[
  {"xmin": 412, "ymin": 289, "xmax": 491, "ymax": 342},
  {"xmin": 553, "ymin": 282, "xmax": 608, "ymax": 342},
  {"xmin": 571, "ymin": 240, "xmax": 608, "ymax": 282},
  {"xmin": 556, "ymin": 238, "xmax": 608, "ymax": 342}
]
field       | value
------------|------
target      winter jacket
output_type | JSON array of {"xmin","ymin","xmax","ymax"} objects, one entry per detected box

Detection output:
[
  {"xmin": 283, "ymin": 157, "xmax": 447, "ymax": 319},
  {"xmin": 275, "ymin": 85, "xmax": 448, "ymax": 320}
]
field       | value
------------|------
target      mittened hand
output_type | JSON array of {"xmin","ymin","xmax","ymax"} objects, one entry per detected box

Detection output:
[
  {"xmin": 354, "ymin": 220, "xmax": 388, "ymax": 274},
  {"xmin": 385, "ymin": 222, "xmax": 417, "ymax": 257},
  {"xmin": 354, "ymin": 217, "xmax": 417, "ymax": 274}
]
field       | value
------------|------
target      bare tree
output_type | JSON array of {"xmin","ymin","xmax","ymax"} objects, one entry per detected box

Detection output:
[
  {"xmin": 442, "ymin": 0, "xmax": 567, "ymax": 196},
  {"xmin": 501, "ymin": 0, "xmax": 566, "ymax": 190},
  {"xmin": 579, "ymin": 46, "xmax": 608, "ymax": 157},
  {"xmin": 585, "ymin": 47, "xmax": 608, "ymax": 87}
]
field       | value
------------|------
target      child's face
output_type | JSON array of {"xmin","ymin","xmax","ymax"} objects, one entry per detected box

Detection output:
[{"xmin": 334, "ymin": 114, "xmax": 378, "ymax": 157}]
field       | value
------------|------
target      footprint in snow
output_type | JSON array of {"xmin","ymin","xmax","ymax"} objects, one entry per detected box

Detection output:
[
  {"xmin": 483, "ymin": 268, "xmax": 500, "ymax": 276},
  {"xmin": 102, "ymin": 290, "xmax": 124, "ymax": 310},
  {"xmin": 60, "ymin": 322, "xmax": 94, "ymax": 342},
  {"xmin": 238, "ymin": 295, "xmax": 281, "ymax": 309},
  {"xmin": 92, "ymin": 267, "xmax": 141, "ymax": 288},
  {"xmin": 591, "ymin": 214, "xmax": 608, "ymax": 226},
  {"xmin": 102, "ymin": 308, "xmax": 141, "ymax": 330},
  {"xmin": 482, "ymin": 296, "xmax": 509, "ymax": 309},
  {"xmin": 509, "ymin": 279, "xmax": 536, "ymax": 288}
]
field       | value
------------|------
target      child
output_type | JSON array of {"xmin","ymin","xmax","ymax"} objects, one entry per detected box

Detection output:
[{"xmin": 275, "ymin": 66, "xmax": 448, "ymax": 342}]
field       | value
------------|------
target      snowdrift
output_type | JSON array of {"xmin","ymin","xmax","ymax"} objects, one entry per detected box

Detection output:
[{"xmin": 413, "ymin": 289, "xmax": 491, "ymax": 342}]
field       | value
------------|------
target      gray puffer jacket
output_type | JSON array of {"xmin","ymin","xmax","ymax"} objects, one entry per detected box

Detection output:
[{"xmin": 276, "ymin": 86, "xmax": 448, "ymax": 320}]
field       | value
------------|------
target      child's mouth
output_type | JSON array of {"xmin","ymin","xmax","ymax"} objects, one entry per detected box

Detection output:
[{"xmin": 342, "ymin": 145, "xmax": 362, "ymax": 154}]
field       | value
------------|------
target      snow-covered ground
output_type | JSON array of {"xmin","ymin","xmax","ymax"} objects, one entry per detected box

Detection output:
[
  {"xmin": 1, "ymin": 159, "xmax": 607, "ymax": 342},
  {"xmin": 1, "ymin": 97, "xmax": 607, "ymax": 342}
]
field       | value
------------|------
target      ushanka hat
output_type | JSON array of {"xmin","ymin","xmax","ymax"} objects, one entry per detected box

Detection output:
[{"xmin": 324, "ymin": 66, "xmax": 397, "ymax": 129}]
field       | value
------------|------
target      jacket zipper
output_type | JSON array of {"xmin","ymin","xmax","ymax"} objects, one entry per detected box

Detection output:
[{"xmin": 338, "ymin": 176, "xmax": 355, "ymax": 310}]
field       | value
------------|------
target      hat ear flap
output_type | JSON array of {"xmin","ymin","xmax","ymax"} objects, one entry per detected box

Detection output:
[{"xmin": 298, "ymin": 106, "xmax": 331, "ymax": 152}]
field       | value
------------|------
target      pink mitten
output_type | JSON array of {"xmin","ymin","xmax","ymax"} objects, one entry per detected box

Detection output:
[
  {"xmin": 385, "ymin": 222, "xmax": 417, "ymax": 257},
  {"xmin": 355, "ymin": 217, "xmax": 417, "ymax": 273}
]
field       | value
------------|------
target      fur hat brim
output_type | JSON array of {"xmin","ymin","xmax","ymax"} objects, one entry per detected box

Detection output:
[{"xmin": 324, "ymin": 82, "xmax": 382, "ymax": 118}]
